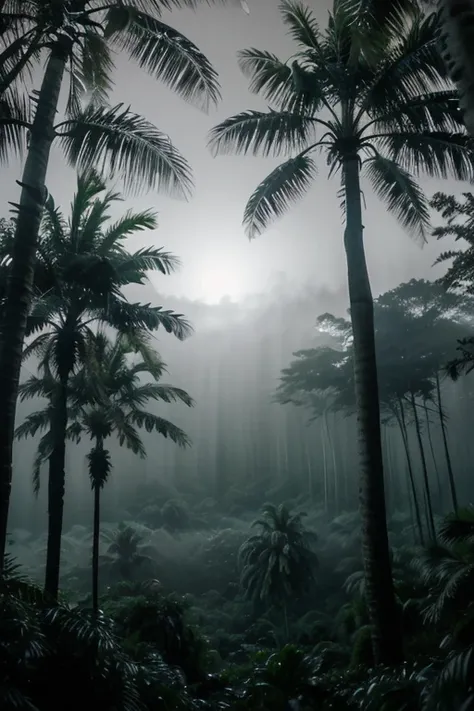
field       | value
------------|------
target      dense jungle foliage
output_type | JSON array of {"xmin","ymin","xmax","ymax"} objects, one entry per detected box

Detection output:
[{"xmin": 2, "ymin": 0, "xmax": 474, "ymax": 710}]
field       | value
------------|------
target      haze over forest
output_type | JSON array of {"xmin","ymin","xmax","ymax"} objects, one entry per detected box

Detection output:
[{"xmin": 3, "ymin": 1, "xmax": 474, "ymax": 709}]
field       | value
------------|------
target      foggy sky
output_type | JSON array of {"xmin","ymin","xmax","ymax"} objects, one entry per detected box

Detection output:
[{"xmin": 0, "ymin": 0, "xmax": 467, "ymax": 309}]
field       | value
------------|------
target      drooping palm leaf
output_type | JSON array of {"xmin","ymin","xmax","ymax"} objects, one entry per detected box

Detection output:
[{"xmin": 57, "ymin": 103, "xmax": 193, "ymax": 197}]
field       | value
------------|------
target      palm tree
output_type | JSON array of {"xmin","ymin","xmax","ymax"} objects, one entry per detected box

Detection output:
[
  {"xmin": 0, "ymin": 0, "xmax": 241, "ymax": 568},
  {"xmin": 101, "ymin": 523, "xmax": 156, "ymax": 583},
  {"xmin": 238, "ymin": 503, "xmax": 318, "ymax": 641},
  {"xmin": 71, "ymin": 331, "xmax": 192, "ymax": 613},
  {"xmin": 208, "ymin": 0, "xmax": 474, "ymax": 663},
  {"xmin": 12, "ymin": 172, "xmax": 191, "ymax": 600}
]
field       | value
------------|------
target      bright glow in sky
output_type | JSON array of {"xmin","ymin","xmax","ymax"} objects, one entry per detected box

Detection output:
[{"xmin": 196, "ymin": 267, "xmax": 242, "ymax": 303}]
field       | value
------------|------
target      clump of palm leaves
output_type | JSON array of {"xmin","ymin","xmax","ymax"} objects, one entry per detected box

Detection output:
[
  {"xmin": 238, "ymin": 503, "xmax": 318, "ymax": 640},
  {"xmin": 414, "ymin": 506, "xmax": 474, "ymax": 648},
  {"xmin": 101, "ymin": 523, "xmax": 158, "ymax": 584}
]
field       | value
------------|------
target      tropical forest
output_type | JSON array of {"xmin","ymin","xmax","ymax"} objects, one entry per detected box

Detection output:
[{"xmin": 3, "ymin": 0, "xmax": 474, "ymax": 709}]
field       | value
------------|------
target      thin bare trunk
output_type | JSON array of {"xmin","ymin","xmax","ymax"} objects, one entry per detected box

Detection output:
[
  {"xmin": 436, "ymin": 372, "xmax": 458, "ymax": 511},
  {"xmin": 343, "ymin": 155, "xmax": 403, "ymax": 665},
  {"xmin": 396, "ymin": 400, "xmax": 424, "ymax": 545},
  {"xmin": 424, "ymin": 401, "xmax": 442, "ymax": 509},
  {"xmin": 324, "ymin": 410, "xmax": 338, "ymax": 512},
  {"xmin": 305, "ymin": 445, "xmax": 313, "ymax": 503},
  {"xmin": 320, "ymin": 420, "xmax": 328, "ymax": 511},
  {"xmin": 0, "ymin": 45, "xmax": 67, "ymax": 567},
  {"xmin": 410, "ymin": 393, "xmax": 436, "ymax": 542}
]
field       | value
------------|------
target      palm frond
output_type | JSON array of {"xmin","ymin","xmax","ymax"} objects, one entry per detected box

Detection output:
[
  {"xmin": 374, "ymin": 131, "xmax": 474, "ymax": 183},
  {"xmin": 14, "ymin": 409, "xmax": 50, "ymax": 440},
  {"xmin": 103, "ymin": 299, "xmax": 193, "ymax": 340},
  {"xmin": 0, "ymin": 85, "xmax": 31, "ymax": 162},
  {"xmin": 243, "ymin": 151, "xmax": 317, "ymax": 238},
  {"xmin": 237, "ymin": 48, "xmax": 294, "ymax": 108},
  {"xmin": 77, "ymin": 30, "xmax": 115, "ymax": 108},
  {"xmin": 208, "ymin": 109, "xmax": 316, "ymax": 157},
  {"xmin": 57, "ymin": 103, "xmax": 193, "ymax": 197},
  {"xmin": 278, "ymin": 0, "xmax": 321, "ymax": 51},
  {"xmin": 128, "ymin": 411, "xmax": 191, "ymax": 446},
  {"xmin": 124, "ymin": 383, "xmax": 194, "ymax": 407},
  {"xmin": 97, "ymin": 209, "xmax": 158, "ymax": 254},
  {"xmin": 105, "ymin": 10, "xmax": 220, "ymax": 111},
  {"xmin": 114, "ymin": 247, "xmax": 181, "ymax": 283},
  {"xmin": 363, "ymin": 153, "xmax": 430, "ymax": 242}
]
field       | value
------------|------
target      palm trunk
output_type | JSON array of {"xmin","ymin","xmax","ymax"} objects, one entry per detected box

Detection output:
[
  {"xmin": 396, "ymin": 400, "xmax": 424, "ymax": 544},
  {"xmin": 435, "ymin": 372, "xmax": 458, "ymax": 511},
  {"xmin": 92, "ymin": 482, "xmax": 101, "ymax": 615},
  {"xmin": 0, "ymin": 45, "xmax": 68, "ymax": 568},
  {"xmin": 44, "ymin": 375, "xmax": 69, "ymax": 600},
  {"xmin": 409, "ymin": 392, "xmax": 436, "ymax": 542},
  {"xmin": 343, "ymin": 155, "xmax": 403, "ymax": 666}
]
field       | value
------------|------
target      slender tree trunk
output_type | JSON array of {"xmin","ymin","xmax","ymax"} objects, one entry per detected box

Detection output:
[
  {"xmin": 343, "ymin": 156, "xmax": 403, "ymax": 665},
  {"xmin": 305, "ymin": 445, "xmax": 313, "ymax": 503},
  {"xmin": 410, "ymin": 393, "xmax": 436, "ymax": 542},
  {"xmin": 282, "ymin": 599, "xmax": 290, "ymax": 644},
  {"xmin": 44, "ymin": 376, "xmax": 69, "ymax": 600},
  {"xmin": 92, "ymin": 483, "xmax": 101, "ymax": 615},
  {"xmin": 424, "ymin": 401, "xmax": 442, "ymax": 509},
  {"xmin": 320, "ymin": 420, "xmax": 328, "ymax": 511},
  {"xmin": 435, "ymin": 372, "xmax": 458, "ymax": 511},
  {"xmin": 0, "ymin": 45, "xmax": 67, "ymax": 568},
  {"xmin": 324, "ymin": 409, "xmax": 338, "ymax": 512},
  {"xmin": 396, "ymin": 400, "xmax": 424, "ymax": 545}
]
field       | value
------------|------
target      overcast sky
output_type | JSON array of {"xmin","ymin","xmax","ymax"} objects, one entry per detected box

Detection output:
[{"xmin": 0, "ymin": 0, "xmax": 466, "ymax": 305}]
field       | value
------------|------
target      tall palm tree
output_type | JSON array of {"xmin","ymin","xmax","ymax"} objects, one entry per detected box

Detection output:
[
  {"xmin": 238, "ymin": 503, "xmax": 318, "ymax": 641},
  {"xmin": 12, "ymin": 172, "xmax": 191, "ymax": 600},
  {"xmin": 0, "ymin": 0, "xmax": 240, "ymax": 567},
  {"xmin": 73, "ymin": 332, "xmax": 192, "ymax": 612},
  {"xmin": 208, "ymin": 0, "xmax": 474, "ymax": 663}
]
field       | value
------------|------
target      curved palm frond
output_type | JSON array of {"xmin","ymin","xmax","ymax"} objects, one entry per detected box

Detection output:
[
  {"xmin": 208, "ymin": 109, "xmax": 317, "ymax": 157},
  {"xmin": 103, "ymin": 298, "xmax": 193, "ymax": 340},
  {"xmin": 243, "ymin": 151, "xmax": 318, "ymax": 238},
  {"xmin": 237, "ymin": 48, "xmax": 295, "ymax": 108},
  {"xmin": 105, "ymin": 9, "xmax": 220, "ymax": 110},
  {"xmin": 363, "ymin": 153, "xmax": 430, "ymax": 242},
  {"xmin": 127, "ymin": 410, "xmax": 191, "ymax": 446},
  {"xmin": 57, "ymin": 103, "xmax": 193, "ymax": 198}
]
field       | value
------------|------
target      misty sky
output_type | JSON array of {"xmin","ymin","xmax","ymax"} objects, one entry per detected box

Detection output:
[{"xmin": 0, "ymin": 0, "xmax": 467, "ymax": 306}]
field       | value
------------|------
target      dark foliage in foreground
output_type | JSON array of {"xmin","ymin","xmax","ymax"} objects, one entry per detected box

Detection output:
[{"xmin": 3, "ymin": 506, "xmax": 474, "ymax": 711}]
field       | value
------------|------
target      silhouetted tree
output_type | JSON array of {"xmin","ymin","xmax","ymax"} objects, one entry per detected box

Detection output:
[
  {"xmin": 239, "ymin": 503, "xmax": 318, "ymax": 640},
  {"xmin": 71, "ymin": 332, "xmax": 192, "ymax": 613},
  {"xmin": 209, "ymin": 0, "xmax": 474, "ymax": 664}
]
